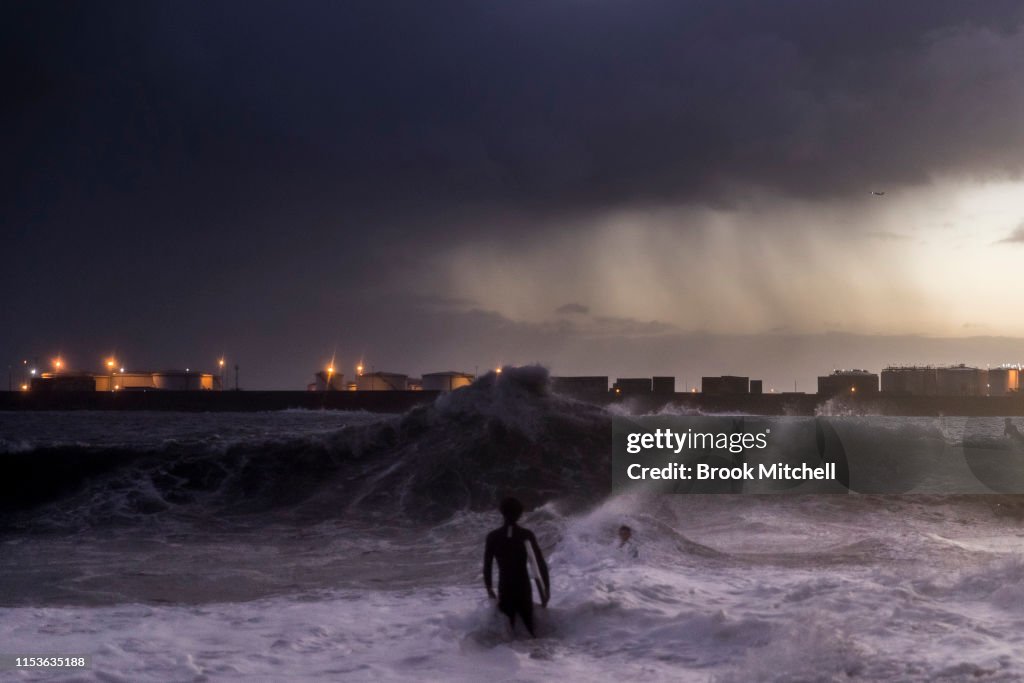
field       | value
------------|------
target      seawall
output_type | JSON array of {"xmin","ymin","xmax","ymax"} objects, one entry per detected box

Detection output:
[
  {"xmin": 596, "ymin": 392, "xmax": 1024, "ymax": 416},
  {"xmin": 0, "ymin": 390, "xmax": 440, "ymax": 413},
  {"xmin": 3, "ymin": 390, "xmax": 1024, "ymax": 416}
]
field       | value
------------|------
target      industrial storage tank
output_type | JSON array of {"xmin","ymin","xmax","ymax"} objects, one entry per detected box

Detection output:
[
  {"xmin": 653, "ymin": 376, "xmax": 676, "ymax": 394},
  {"xmin": 986, "ymin": 367, "xmax": 1020, "ymax": 396},
  {"xmin": 356, "ymin": 372, "xmax": 408, "ymax": 391},
  {"xmin": 614, "ymin": 378, "xmax": 653, "ymax": 394},
  {"xmin": 817, "ymin": 369, "xmax": 879, "ymax": 397},
  {"xmin": 152, "ymin": 371, "xmax": 216, "ymax": 391},
  {"xmin": 95, "ymin": 372, "xmax": 156, "ymax": 391},
  {"xmin": 421, "ymin": 372, "xmax": 474, "ymax": 392},
  {"xmin": 880, "ymin": 366, "xmax": 937, "ymax": 395},
  {"xmin": 30, "ymin": 373, "xmax": 96, "ymax": 392},
  {"xmin": 934, "ymin": 365, "xmax": 985, "ymax": 396},
  {"xmin": 701, "ymin": 376, "xmax": 749, "ymax": 395},
  {"xmin": 312, "ymin": 370, "xmax": 345, "ymax": 391}
]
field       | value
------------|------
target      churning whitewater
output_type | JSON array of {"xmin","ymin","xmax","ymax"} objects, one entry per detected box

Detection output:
[{"xmin": 2, "ymin": 367, "xmax": 1024, "ymax": 682}]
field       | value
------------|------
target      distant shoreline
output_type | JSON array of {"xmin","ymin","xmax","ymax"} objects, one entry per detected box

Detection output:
[
  {"xmin": 0, "ymin": 390, "xmax": 440, "ymax": 413},
  {"xmin": 3, "ymin": 390, "xmax": 1024, "ymax": 416},
  {"xmin": 608, "ymin": 392, "xmax": 1024, "ymax": 417}
]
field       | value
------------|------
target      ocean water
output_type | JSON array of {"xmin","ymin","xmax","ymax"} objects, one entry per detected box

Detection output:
[{"xmin": 2, "ymin": 368, "xmax": 1024, "ymax": 682}]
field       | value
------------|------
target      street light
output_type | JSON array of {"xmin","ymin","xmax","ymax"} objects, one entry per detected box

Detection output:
[
  {"xmin": 106, "ymin": 358, "xmax": 117, "ymax": 392},
  {"xmin": 53, "ymin": 358, "xmax": 63, "ymax": 372}
]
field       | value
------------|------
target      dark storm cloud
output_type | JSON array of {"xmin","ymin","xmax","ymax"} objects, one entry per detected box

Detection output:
[
  {"xmin": 6, "ymin": 1, "xmax": 1024, "ymax": 230},
  {"xmin": 410, "ymin": 294, "xmax": 479, "ymax": 309},
  {"xmin": 4, "ymin": 2, "xmax": 1024, "ymax": 386}
]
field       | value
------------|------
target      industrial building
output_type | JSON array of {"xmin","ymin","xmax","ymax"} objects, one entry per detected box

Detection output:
[
  {"xmin": 817, "ymin": 370, "xmax": 879, "ymax": 397},
  {"xmin": 307, "ymin": 368, "xmax": 461, "ymax": 392},
  {"xmin": 310, "ymin": 370, "xmax": 346, "ymax": 391},
  {"xmin": 30, "ymin": 373, "xmax": 96, "ymax": 392},
  {"xmin": 550, "ymin": 376, "xmax": 609, "ymax": 397},
  {"xmin": 356, "ymin": 371, "xmax": 409, "ymax": 391},
  {"xmin": 151, "ymin": 371, "xmax": 218, "ymax": 391},
  {"xmin": 613, "ymin": 378, "xmax": 652, "ymax": 395},
  {"xmin": 702, "ymin": 376, "xmax": 750, "ymax": 395},
  {"xmin": 95, "ymin": 371, "xmax": 158, "ymax": 391},
  {"xmin": 421, "ymin": 371, "xmax": 474, "ymax": 392},
  {"xmin": 34, "ymin": 370, "xmax": 220, "ymax": 391},
  {"xmin": 935, "ymin": 365, "xmax": 986, "ymax": 397},
  {"xmin": 987, "ymin": 366, "xmax": 1021, "ymax": 396},
  {"xmin": 880, "ymin": 364, "xmax": 1017, "ymax": 396},
  {"xmin": 881, "ymin": 366, "xmax": 939, "ymax": 395},
  {"xmin": 652, "ymin": 376, "xmax": 676, "ymax": 394}
]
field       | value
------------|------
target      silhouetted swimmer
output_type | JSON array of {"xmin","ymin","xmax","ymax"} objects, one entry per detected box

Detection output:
[
  {"xmin": 483, "ymin": 497, "xmax": 550, "ymax": 637},
  {"xmin": 1005, "ymin": 418, "xmax": 1024, "ymax": 444},
  {"xmin": 618, "ymin": 525, "xmax": 639, "ymax": 559}
]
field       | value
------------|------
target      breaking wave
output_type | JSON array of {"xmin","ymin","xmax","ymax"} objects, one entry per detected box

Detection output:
[
  {"xmin": 0, "ymin": 366, "xmax": 609, "ymax": 530},
  {"xmin": 4, "ymin": 367, "xmax": 1024, "ymax": 533}
]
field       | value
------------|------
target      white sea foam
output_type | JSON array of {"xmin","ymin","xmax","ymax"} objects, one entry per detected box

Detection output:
[
  {"xmin": 4, "ymin": 393, "xmax": 1024, "ymax": 681},
  {"xmin": 4, "ymin": 492, "xmax": 1024, "ymax": 682}
]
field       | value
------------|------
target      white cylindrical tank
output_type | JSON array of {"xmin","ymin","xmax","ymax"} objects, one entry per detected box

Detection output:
[
  {"xmin": 421, "ymin": 372, "xmax": 474, "ymax": 392},
  {"xmin": 356, "ymin": 372, "xmax": 409, "ymax": 391}
]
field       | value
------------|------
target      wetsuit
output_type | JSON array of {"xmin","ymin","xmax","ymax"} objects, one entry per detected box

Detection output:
[{"xmin": 483, "ymin": 524, "xmax": 549, "ymax": 636}]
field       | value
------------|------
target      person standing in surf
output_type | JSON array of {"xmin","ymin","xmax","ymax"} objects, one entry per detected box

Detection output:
[
  {"xmin": 1005, "ymin": 418, "xmax": 1024, "ymax": 444},
  {"xmin": 483, "ymin": 497, "xmax": 550, "ymax": 637},
  {"xmin": 617, "ymin": 525, "xmax": 639, "ymax": 559}
]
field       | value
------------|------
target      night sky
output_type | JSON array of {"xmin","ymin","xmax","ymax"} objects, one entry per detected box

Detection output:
[{"xmin": 5, "ymin": 2, "xmax": 1024, "ymax": 389}]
